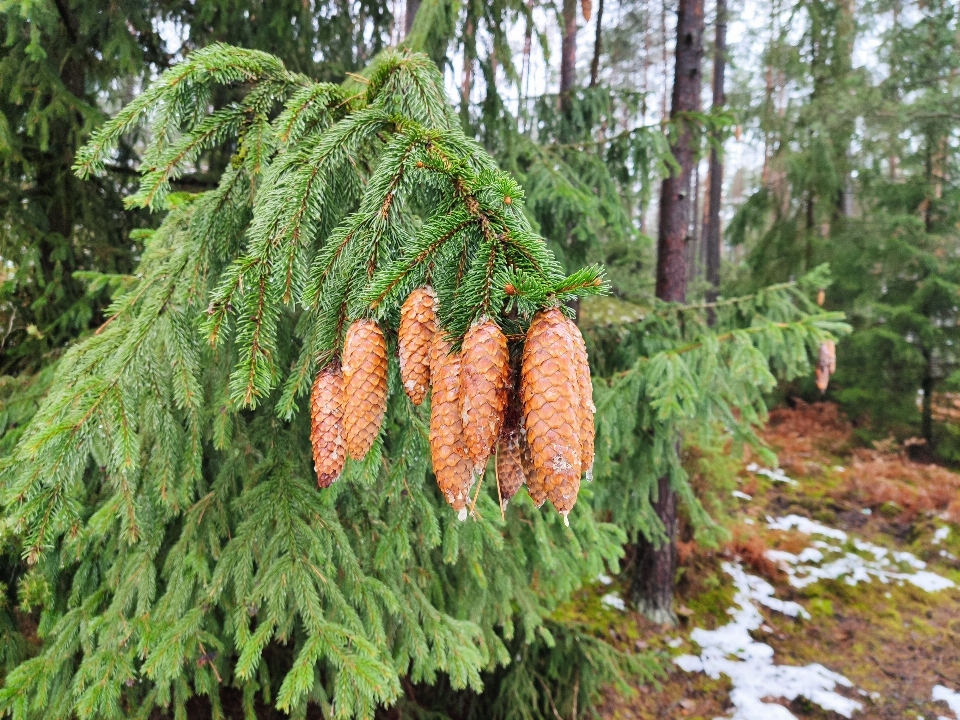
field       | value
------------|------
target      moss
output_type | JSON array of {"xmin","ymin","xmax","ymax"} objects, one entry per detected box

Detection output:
[
  {"xmin": 879, "ymin": 500, "xmax": 903, "ymax": 517},
  {"xmin": 808, "ymin": 597, "xmax": 834, "ymax": 618}
]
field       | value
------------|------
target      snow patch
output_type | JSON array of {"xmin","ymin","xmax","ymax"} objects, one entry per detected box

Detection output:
[
  {"xmin": 597, "ymin": 573, "xmax": 613, "ymax": 585},
  {"xmin": 600, "ymin": 592, "xmax": 626, "ymax": 611},
  {"xmin": 933, "ymin": 685, "xmax": 960, "ymax": 719},
  {"xmin": 746, "ymin": 463, "xmax": 798, "ymax": 485},
  {"xmin": 767, "ymin": 514, "xmax": 847, "ymax": 541},
  {"xmin": 766, "ymin": 515, "xmax": 956, "ymax": 593},
  {"xmin": 675, "ymin": 562, "xmax": 860, "ymax": 719},
  {"xmin": 733, "ymin": 490, "xmax": 753, "ymax": 501},
  {"xmin": 933, "ymin": 527, "xmax": 950, "ymax": 545}
]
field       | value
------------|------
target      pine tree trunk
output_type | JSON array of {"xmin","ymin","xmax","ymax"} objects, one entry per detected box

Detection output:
[
  {"xmin": 461, "ymin": 17, "xmax": 474, "ymax": 117},
  {"xmin": 405, "ymin": 0, "xmax": 421, "ymax": 36},
  {"xmin": 653, "ymin": 0, "xmax": 703, "ymax": 303},
  {"xmin": 704, "ymin": 0, "xmax": 726, "ymax": 307},
  {"xmin": 560, "ymin": 0, "xmax": 578, "ymax": 112},
  {"xmin": 590, "ymin": 0, "xmax": 604, "ymax": 87},
  {"xmin": 632, "ymin": 0, "xmax": 704, "ymax": 625}
]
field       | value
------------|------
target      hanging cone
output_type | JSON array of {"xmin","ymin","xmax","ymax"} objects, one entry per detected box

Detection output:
[
  {"xmin": 429, "ymin": 337, "xmax": 474, "ymax": 516},
  {"xmin": 815, "ymin": 339, "xmax": 836, "ymax": 393},
  {"xmin": 460, "ymin": 318, "xmax": 510, "ymax": 473},
  {"xmin": 519, "ymin": 423, "xmax": 547, "ymax": 507},
  {"xmin": 496, "ymin": 433, "xmax": 526, "ymax": 509},
  {"xmin": 520, "ymin": 308, "xmax": 582, "ymax": 517},
  {"xmin": 310, "ymin": 363, "xmax": 346, "ymax": 488},
  {"xmin": 342, "ymin": 319, "xmax": 389, "ymax": 460},
  {"xmin": 399, "ymin": 287, "xmax": 437, "ymax": 405},
  {"xmin": 565, "ymin": 319, "xmax": 596, "ymax": 481}
]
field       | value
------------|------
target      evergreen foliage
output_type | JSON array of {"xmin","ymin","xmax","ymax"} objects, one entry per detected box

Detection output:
[
  {"xmin": 584, "ymin": 266, "xmax": 847, "ymax": 544},
  {"xmin": 0, "ymin": 45, "xmax": 619, "ymax": 720},
  {"xmin": 0, "ymin": 0, "xmax": 395, "ymax": 374},
  {"xmin": 728, "ymin": 0, "xmax": 960, "ymax": 451},
  {"xmin": 0, "ymin": 4, "xmax": 856, "ymax": 718}
]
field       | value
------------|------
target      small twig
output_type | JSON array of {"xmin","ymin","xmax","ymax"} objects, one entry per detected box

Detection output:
[
  {"xmin": 345, "ymin": 72, "xmax": 370, "ymax": 84},
  {"xmin": 469, "ymin": 472, "xmax": 485, "ymax": 520},
  {"xmin": 494, "ymin": 445, "xmax": 505, "ymax": 521},
  {"xmin": 571, "ymin": 675, "xmax": 579, "ymax": 720},
  {"xmin": 0, "ymin": 309, "xmax": 16, "ymax": 352},
  {"xmin": 534, "ymin": 675, "xmax": 565, "ymax": 720}
]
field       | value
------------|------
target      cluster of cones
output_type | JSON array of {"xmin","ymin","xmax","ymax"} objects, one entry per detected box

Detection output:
[{"xmin": 309, "ymin": 286, "xmax": 596, "ymax": 522}]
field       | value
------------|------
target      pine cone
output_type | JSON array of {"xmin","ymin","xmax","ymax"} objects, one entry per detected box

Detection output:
[
  {"xmin": 430, "ymin": 327, "xmax": 451, "ymax": 381},
  {"xmin": 399, "ymin": 287, "xmax": 437, "ymax": 405},
  {"xmin": 566, "ymin": 319, "xmax": 596, "ymax": 480},
  {"xmin": 496, "ymin": 432, "xmax": 525, "ymax": 509},
  {"xmin": 429, "ymin": 338, "xmax": 474, "ymax": 517},
  {"xmin": 310, "ymin": 364, "xmax": 346, "ymax": 488},
  {"xmin": 460, "ymin": 319, "xmax": 510, "ymax": 473},
  {"xmin": 519, "ymin": 425, "xmax": 547, "ymax": 507},
  {"xmin": 342, "ymin": 319, "xmax": 388, "ymax": 460},
  {"xmin": 520, "ymin": 308, "xmax": 582, "ymax": 518}
]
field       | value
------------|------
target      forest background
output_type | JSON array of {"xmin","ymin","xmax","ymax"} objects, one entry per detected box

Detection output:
[{"xmin": 0, "ymin": 0, "xmax": 956, "ymax": 718}]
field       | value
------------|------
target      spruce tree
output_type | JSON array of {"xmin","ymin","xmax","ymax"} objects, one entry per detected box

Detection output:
[
  {"xmin": 0, "ymin": 45, "xmax": 624, "ymax": 720},
  {"xmin": 0, "ymin": 12, "xmax": 849, "ymax": 720}
]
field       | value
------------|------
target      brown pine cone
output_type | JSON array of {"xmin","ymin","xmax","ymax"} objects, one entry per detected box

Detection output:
[
  {"xmin": 429, "ymin": 338, "xmax": 474, "ymax": 517},
  {"xmin": 460, "ymin": 319, "xmax": 510, "ymax": 473},
  {"xmin": 398, "ymin": 287, "xmax": 437, "ymax": 405},
  {"xmin": 310, "ymin": 364, "xmax": 346, "ymax": 488},
  {"xmin": 496, "ymin": 432, "xmax": 526, "ymax": 509},
  {"xmin": 519, "ymin": 425, "xmax": 547, "ymax": 507},
  {"xmin": 342, "ymin": 319, "xmax": 389, "ymax": 460},
  {"xmin": 565, "ymin": 319, "xmax": 596, "ymax": 480},
  {"xmin": 521, "ymin": 308, "xmax": 582, "ymax": 519}
]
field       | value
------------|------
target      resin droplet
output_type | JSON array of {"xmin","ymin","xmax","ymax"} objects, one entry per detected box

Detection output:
[{"xmin": 458, "ymin": 508, "xmax": 468, "ymax": 522}]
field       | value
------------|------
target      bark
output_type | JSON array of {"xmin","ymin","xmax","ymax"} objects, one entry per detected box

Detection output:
[
  {"xmin": 404, "ymin": 0, "xmax": 421, "ymax": 36},
  {"xmin": 590, "ymin": 0, "xmax": 604, "ymax": 87},
  {"xmin": 704, "ymin": 0, "xmax": 727, "ymax": 306},
  {"xmin": 461, "ymin": 18, "xmax": 474, "ymax": 113},
  {"xmin": 632, "ymin": 0, "xmax": 704, "ymax": 626},
  {"xmin": 560, "ymin": 0, "xmax": 578, "ymax": 111},
  {"xmin": 653, "ymin": 0, "xmax": 704, "ymax": 303},
  {"xmin": 631, "ymin": 476, "xmax": 679, "ymax": 624}
]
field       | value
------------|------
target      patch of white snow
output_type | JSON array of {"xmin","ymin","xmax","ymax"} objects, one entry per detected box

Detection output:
[
  {"xmin": 600, "ymin": 593, "xmax": 626, "ymax": 611},
  {"xmin": 597, "ymin": 573, "xmax": 613, "ymax": 585},
  {"xmin": 746, "ymin": 463, "xmax": 798, "ymax": 485},
  {"xmin": 933, "ymin": 685, "xmax": 960, "ymax": 719},
  {"xmin": 767, "ymin": 514, "xmax": 847, "ymax": 541},
  {"xmin": 733, "ymin": 490, "xmax": 753, "ymax": 500},
  {"xmin": 933, "ymin": 527, "xmax": 950, "ymax": 545},
  {"xmin": 675, "ymin": 562, "xmax": 859, "ymax": 719},
  {"xmin": 765, "ymin": 515, "xmax": 955, "ymax": 593}
]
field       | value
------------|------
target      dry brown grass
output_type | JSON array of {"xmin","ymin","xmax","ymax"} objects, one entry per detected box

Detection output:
[
  {"xmin": 723, "ymin": 526, "xmax": 781, "ymax": 580},
  {"xmin": 761, "ymin": 400, "xmax": 960, "ymax": 521}
]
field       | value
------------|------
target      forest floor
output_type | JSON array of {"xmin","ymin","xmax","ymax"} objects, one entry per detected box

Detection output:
[{"xmin": 569, "ymin": 401, "xmax": 960, "ymax": 720}]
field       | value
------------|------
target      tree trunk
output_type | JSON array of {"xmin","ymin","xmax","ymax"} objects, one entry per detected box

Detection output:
[
  {"xmin": 704, "ymin": 0, "xmax": 726, "ymax": 307},
  {"xmin": 461, "ymin": 17, "xmax": 474, "ymax": 117},
  {"xmin": 653, "ymin": 0, "xmax": 703, "ymax": 303},
  {"xmin": 590, "ymin": 0, "xmax": 604, "ymax": 87},
  {"xmin": 632, "ymin": 0, "xmax": 704, "ymax": 626},
  {"xmin": 404, "ymin": 0, "xmax": 421, "ymax": 36},
  {"xmin": 560, "ymin": 0, "xmax": 578, "ymax": 112}
]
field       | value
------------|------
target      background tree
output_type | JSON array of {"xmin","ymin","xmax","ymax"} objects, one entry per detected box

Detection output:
[{"xmin": 629, "ymin": 0, "xmax": 705, "ymax": 624}]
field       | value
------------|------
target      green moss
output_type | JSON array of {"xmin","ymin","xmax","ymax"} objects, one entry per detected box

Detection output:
[
  {"xmin": 879, "ymin": 500, "xmax": 903, "ymax": 518},
  {"xmin": 808, "ymin": 597, "xmax": 834, "ymax": 618}
]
